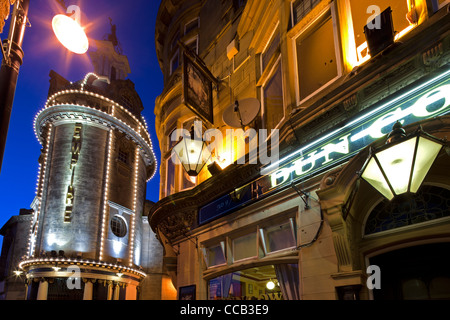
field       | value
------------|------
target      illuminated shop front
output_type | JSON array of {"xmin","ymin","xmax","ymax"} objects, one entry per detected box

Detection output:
[
  {"xmin": 151, "ymin": 67, "xmax": 450, "ymax": 300},
  {"xmin": 196, "ymin": 70, "xmax": 450, "ymax": 300},
  {"xmin": 151, "ymin": 0, "xmax": 450, "ymax": 300}
]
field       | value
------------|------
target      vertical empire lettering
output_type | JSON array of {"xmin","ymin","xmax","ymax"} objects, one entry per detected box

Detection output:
[{"xmin": 65, "ymin": 123, "xmax": 82, "ymax": 223}]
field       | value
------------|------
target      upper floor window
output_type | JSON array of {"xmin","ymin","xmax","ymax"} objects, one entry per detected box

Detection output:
[
  {"xmin": 260, "ymin": 23, "xmax": 284, "ymax": 130},
  {"xmin": 294, "ymin": 4, "xmax": 342, "ymax": 102},
  {"xmin": 349, "ymin": 0, "xmax": 428, "ymax": 65},
  {"xmin": 165, "ymin": 153, "xmax": 176, "ymax": 197},
  {"xmin": 118, "ymin": 149, "xmax": 129, "ymax": 165},
  {"xmin": 171, "ymin": 31, "xmax": 180, "ymax": 52},
  {"xmin": 170, "ymin": 50, "xmax": 180, "ymax": 75},
  {"xmin": 185, "ymin": 18, "xmax": 199, "ymax": 35},
  {"xmin": 233, "ymin": 0, "xmax": 247, "ymax": 11},
  {"xmin": 431, "ymin": 0, "xmax": 450, "ymax": 11},
  {"xmin": 185, "ymin": 36, "xmax": 199, "ymax": 55},
  {"xmin": 291, "ymin": 0, "xmax": 321, "ymax": 26}
]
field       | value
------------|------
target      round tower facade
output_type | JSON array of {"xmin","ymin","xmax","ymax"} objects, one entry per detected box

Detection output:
[{"xmin": 20, "ymin": 72, "xmax": 156, "ymax": 300}]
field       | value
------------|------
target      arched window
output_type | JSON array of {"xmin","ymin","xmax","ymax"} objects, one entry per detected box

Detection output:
[
  {"xmin": 110, "ymin": 215, "xmax": 128, "ymax": 238},
  {"xmin": 364, "ymin": 185, "xmax": 450, "ymax": 235}
]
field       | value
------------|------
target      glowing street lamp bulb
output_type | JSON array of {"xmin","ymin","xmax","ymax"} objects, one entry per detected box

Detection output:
[
  {"xmin": 266, "ymin": 280, "xmax": 275, "ymax": 290},
  {"xmin": 52, "ymin": 14, "xmax": 89, "ymax": 54}
]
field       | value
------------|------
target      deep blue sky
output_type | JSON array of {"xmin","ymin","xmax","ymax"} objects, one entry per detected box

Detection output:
[{"xmin": 0, "ymin": 0, "xmax": 163, "ymax": 246}]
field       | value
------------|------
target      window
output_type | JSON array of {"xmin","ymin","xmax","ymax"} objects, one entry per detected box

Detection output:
[
  {"xmin": 260, "ymin": 219, "xmax": 296, "ymax": 254},
  {"xmin": 170, "ymin": 50, "xmax": 179, "ymax": 75},
  {"xmin": 168, "ymin": 127, "xmax": 179, "ymax": 150},
  {"xmin": 431, "ymin": 0, "xmax": 450, "ymax": 11},
  {"xmin": 233, "ymin": 0, "xmax": 247, "ymax": 11},
  {"xmin": 110, "ymin": 215, "xmax": 127, "ymax": 238},
  {"xmin": 181, "ymin": 169, "xmax": 196, "ymax": 190},
  {"xmin": 118, "ymin": 150, "xmax": 129, "ymax": 164},
  {"xmin": 262, "ymin": 59, "xmax": 284, "ymax": 130},
  {"xmin": 171, "ymin": 31, "xmax": 180, "ymax": 52},
  {"xmin": 350, "ymin": 0, "xmax": 421, "ymax": 64},
  {"xmin": 165, "ymin": 154, "xmax": 176, "ymax": 197},
  {"xmin": 232, "ymin": 233, "xmax": 257, "ymax": 262},
  {"xmin": 184, "ymin": 18, "xmax": 199, "ymax": 35},
  {"xmin": 185, "ymin": 36, "xmax": 199, "ymax": 55},
  {"xmin": 294, "ymin": 5, "xmax": 341, "ymax": 102},
  {"xmin": 110, "ymin": 66, "xmax": 117, "ymax": 81},
  {"xmin": 261, "ymin": 29, "xmax": 280, "ymax": 71},
  {"xmin": 204, "ymin": 243, "xmax": 226, "ymax": 268},
  {"xmin": 260, "ymin": 23, "xmax": 284, "ymax": 130},
  {"xmin": 292, "ymin": 0, "xmax": 321, "ymax": 26},
  {"xmin": 107, "ymin": 202, "xmax": 132, "ymax": 258},
  {"xmin": 364, "ymin": 185, "xmax": 450, "ymax": 236}
]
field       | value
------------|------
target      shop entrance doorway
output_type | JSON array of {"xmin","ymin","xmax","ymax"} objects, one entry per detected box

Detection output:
[{"xmin": 369, "ymin": 242, "xmax": 450, "ymax": 300}]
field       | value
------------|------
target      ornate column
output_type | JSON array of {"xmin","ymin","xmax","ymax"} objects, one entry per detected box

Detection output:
[
  {"xmin": 113, "ymin": 282, "xmax": 120, "ymax": 300},
  {"xmin": 107, "ymin": 281, "xmax": 113, "ymax": 300},
  {"xmin": 83, "ymin": 279, "xmax": 94, "ymax": 300},
  {"xmin": 36, "ymin": 278, "xmax": 49, "ymax": 300}
]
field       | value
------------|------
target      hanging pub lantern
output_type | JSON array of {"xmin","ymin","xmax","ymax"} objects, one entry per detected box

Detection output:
[
  {"xmin": 360, "ymin": 121, "xmax": 446, "ymax": 200},
  {"xmin": 172, "ymin": 125, "xmax": 211, "ymax": 176}
]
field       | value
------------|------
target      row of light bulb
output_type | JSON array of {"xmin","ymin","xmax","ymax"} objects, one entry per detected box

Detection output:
[
  {"xmin": 18, "ymin": 256, "xmax": 146, "ymax": 278},
  {"xmin": 34, "ymin": 101, "xmax": 157, "ymax": 182},
  {"xmin": 26, "ymin": 125, "xmax": 53, "ymax": 258},
  {"xmin": 99, "ymin": 130, "xmax": 114, "ymax": 261},
  {"xmin": 128, "ymin": 147, "xmax": 141, "ymax": 267}
]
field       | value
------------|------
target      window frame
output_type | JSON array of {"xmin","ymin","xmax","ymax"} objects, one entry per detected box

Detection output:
[
  {"xmin": 203, "ymin": 241, "xmax": 227, "ymax": 269},
  {"xmin": 165, "ymin": 153, "xmax": 177, "ymax": 197},
  {"xmin": 260, "ymin": 55, "xmax": 285, "ymax": 132},
  {"xmin": 259, "ymin": 21, "xmax": 285, "ymax": 132},
  {"xmin": 170, "ymin": 49, "xmax": 180, "ymax": 75},
  {"xmin": 292, "ymin": 2, "xmax": 343, "ymax": 105},
  {"xmin": 110, "ymin": 214, "xmax": 128, "ymax": 238},
  {"xmin": 434, "ymin": 0, "xmax": 450, "ymax": 10},
  {"xmin": 259, "ymin": 218, "xmax": 297, "ymax": 255},
  {"xmin": 107, "ymin": 201, "xmax": 133, "ymax": 243},
  {"xmin": 184, "ymin": 17, "xmax": 200, "ymax": 35},
  {"xmin": 231, "ymin": 232, "xmax": 258, "ymax": 263},
  {"xmin": 185, "ymin": 35, "xmax": 199, "ymax": 55},
  {"xmin": 290, "ymin": 0, "xmax": 322, "ymax": 27}
]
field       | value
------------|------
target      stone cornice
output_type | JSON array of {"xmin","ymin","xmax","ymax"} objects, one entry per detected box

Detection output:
[
  {"xmin": 35, "ymin": 104, "xmax": 156, "ymax": 178},
  {"xmin": 149, "ymin": 162, "xmax": 261, "ymax": 241}
]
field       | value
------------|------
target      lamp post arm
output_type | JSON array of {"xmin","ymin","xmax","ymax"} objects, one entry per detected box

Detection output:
[{"xmin": 0, "ymin": 0, "xmax": 30, "ymax": 173}]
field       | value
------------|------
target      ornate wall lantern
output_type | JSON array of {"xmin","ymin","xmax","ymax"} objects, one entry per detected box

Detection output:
[
  {"xmin": 52, "ymin": 5, "xmax": 89, "ymax": 54},
  {"xmin": 173, "ymin": 126, "xmax": 211, "ymax": 176},
  {"xmin": 360, "ymin": 121, "xmax": 446, "ymax": 200}
]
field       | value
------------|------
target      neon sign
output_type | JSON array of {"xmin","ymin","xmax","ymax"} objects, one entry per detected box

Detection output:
[
  {"xmin": 199, "ymin": 71, "xmax": 450, "ymax": 225},
  {"xmin": 268, "ymin": 71, "xmax": 450, "ymax": 188}
]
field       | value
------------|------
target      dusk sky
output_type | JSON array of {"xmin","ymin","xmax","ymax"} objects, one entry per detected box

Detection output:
[{"xmin": 0, "ymin": 0, "xmax": 163, "ymax": 247}]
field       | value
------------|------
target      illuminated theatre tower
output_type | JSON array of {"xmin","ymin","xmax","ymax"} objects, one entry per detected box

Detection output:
[{"xmin": 19, "ymin": 38, "xmax": 159, "ymax": 300}]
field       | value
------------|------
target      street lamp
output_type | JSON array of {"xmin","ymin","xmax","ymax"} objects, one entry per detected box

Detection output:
[
  {"xmin": 172, "ymin": 126, "xmax": 211, "ymax": 177},
  {"xmin": 0, "ymin": 1, "xmax": 88, "ymax": 173},
  {"xmin": 360, "ymin": 121, "xmax": 446, "ymax": 200},
  {"xmin": 52, "ymin": 5, "xmax": 89, "ymax": 54},
  {"xmin": 0, "ymin": 0, "xmax": 30, "ymax": 174}
]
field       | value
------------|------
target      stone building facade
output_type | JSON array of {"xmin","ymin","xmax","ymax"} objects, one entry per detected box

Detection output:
[{"xmin": 150, "ymin": 0, "xmax": 450, "ymax": 300}]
